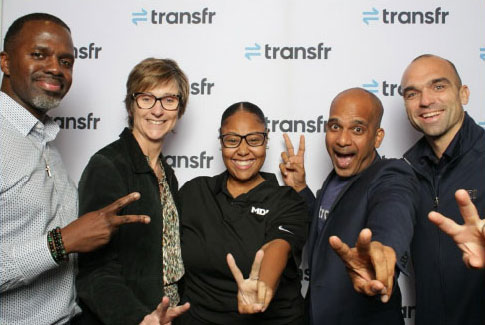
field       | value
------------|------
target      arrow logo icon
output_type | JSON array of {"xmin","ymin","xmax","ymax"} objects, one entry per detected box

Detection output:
[
  {"xmin": 132, "ymin": 8, "xmax": 148, "ymax": 26},
  {"xmin": 480, "ymin": 48, "xmax": 485, "ymax": 61},
  {"xmin": 245, "ymin": 43, "xmax": 261, "ymax": 60},
  {"xmin": 363, "ymin": 8, "xmax": 379, "ymax": 25},
  {"xmin": 363, "ymin": 80, "xmax": 379, "ymax": 93}
]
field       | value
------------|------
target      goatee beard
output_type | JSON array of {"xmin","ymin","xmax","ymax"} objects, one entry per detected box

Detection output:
[{"xmin": 32, "ymin": 94, "xmax": 61, "ymax": 113}]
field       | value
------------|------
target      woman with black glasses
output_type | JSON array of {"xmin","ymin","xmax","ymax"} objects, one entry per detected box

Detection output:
[
  {"xmin": 178, "ymin": 102, "xmax": 308, "ymax": 324},
  {"xmin": 75, "ymin": 58, "xmax": 189, "ymax": 324}
]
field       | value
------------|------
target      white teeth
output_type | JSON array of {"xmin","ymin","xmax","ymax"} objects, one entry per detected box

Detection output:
[
  {"xmin": 148, "ymin": 120, "xmax": 164, "ymax": 125},
  {"xmin": 422, "ymin": 111, "xmax": 441, "ymax": 118},
  {"xmin": 234, "ymin": 160, "xmax": 253, "ymax": 166}
]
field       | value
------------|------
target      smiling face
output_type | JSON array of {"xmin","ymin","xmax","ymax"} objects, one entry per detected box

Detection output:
[
  {"xmin": 0, "ymin": 20, "xmax": 74, "ymax": 119},
  {"xmin": 401, "ymin": 56, "xmax": 468, "ymax": 145},
  {"xmin": 325, "ymin": 89, "xmax": 384, "ymax": 178},
  {"xmin": 220, "ymin": 110, "xmax": 267, "ymax": 192},
  {"xmin": 131, "ymin": 81, "xmax": 179, "ymax": 150}
]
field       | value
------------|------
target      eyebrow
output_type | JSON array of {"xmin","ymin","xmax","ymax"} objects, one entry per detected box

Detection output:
[
  {"xmin": 402, "ymin": 77, "xmax": 452, "ymax": 94},
  {"xmin": 328, "ymin": 118, "xmax": 367, "ymax": 125}
]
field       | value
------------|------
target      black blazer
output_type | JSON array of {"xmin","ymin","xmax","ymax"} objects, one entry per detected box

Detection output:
[
  {"xmin": 302, "ymin": 157, "xmax": 417, "ymax": 325},
  {"xmin": 75, "ymin": 128, "xmax": 180, "ymax": 325}
]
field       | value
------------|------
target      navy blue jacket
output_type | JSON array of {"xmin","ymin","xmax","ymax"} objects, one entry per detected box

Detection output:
[
  {"xmin": 302, "ymin": 156, "xmax": 417, "ymax": 325},
  {"xmin": 403, "ymin": 113, "xmax": 485, "ymax": 325}
]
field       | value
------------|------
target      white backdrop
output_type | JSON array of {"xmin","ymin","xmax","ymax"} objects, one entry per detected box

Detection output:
[{"xmin": 2, "ymin": 1, "xmax": 485, "ymax": 323}]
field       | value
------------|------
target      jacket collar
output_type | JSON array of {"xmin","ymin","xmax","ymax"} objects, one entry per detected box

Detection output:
[
  {"xmin": 403, "ymin": 112, "xmax": 484, "ymax": 171},
  {"xmin": 119, "ymin": 127, "xmax": 162, "ymax": 174}
]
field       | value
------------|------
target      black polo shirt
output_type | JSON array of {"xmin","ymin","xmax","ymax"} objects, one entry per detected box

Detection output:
[{"xmin": 179, "ymin": 171, "xmax": 308, "ymax": 325}]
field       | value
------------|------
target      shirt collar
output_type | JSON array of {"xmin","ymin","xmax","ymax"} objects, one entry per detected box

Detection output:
[
  {"xmin": 214, "ymin": 171, "xmax": 278, "ymax": 202},
  {"xmin": 0, "ymin": 91, "xmax": 59, "ymax": 143}
]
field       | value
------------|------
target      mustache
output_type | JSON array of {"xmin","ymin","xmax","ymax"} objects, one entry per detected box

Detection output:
[{"xmin": 32, "ymin": 73, "xmax": 66, "ymax": 87}]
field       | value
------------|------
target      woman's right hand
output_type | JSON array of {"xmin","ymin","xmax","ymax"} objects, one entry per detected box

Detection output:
[
  {"xmin": 226, "ymin": 250, "xmax": 273, "ymax": 314},
  {"xmin": 140, "ymin": 297, "xmax": 190, "ymax": 325}
]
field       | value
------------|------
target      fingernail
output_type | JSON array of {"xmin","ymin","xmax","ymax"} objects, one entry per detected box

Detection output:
[{"xmin": 381, "ymin": 295, "xmax": 389, "ymax": 303}]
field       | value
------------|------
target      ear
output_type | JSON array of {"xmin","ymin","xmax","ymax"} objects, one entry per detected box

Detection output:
[
  {"xmin": 459, "ymin": 85, "xmax": 470, "ymax": 105},
  {"xmin": 374, "ymin": 128, "xmax": 385, "ymax": 149},
  {"xmin": 0, "ymin": 51, "xmax": 10, "ymax": 76}
]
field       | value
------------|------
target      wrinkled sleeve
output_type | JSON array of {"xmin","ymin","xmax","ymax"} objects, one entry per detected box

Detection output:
[
  {"xmin": 366, "ymin": 160, "xmax": 418, "ymax": 276},
  {"xmin": 0, "ymin": 235, "xmax": 58, "ymax": 293},
  {"xmin": 76, "ymin": 154, "xmax": 150, "ymax": 325}
]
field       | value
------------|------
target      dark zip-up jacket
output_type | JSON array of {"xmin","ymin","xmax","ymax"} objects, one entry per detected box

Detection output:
[
  {"xmin": 301, "ymin": 155, "xmax": 418, "ymax": 325},
  {"xmin": 403, "ymin": 112, "xmax": 485, "ymax": 325},
  {"xmin": 75, "ymin": 128, "xmax": 180, "ymax": 325}
]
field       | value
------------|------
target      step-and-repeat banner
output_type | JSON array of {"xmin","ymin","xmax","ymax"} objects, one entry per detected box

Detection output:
[{"xmin": 2, "ymin": 1, "xmax": 484, "ymax": 323}]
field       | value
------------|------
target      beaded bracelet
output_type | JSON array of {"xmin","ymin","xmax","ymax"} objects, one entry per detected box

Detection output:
[{"xmin": 47, "ymin": 227, "xmax": 69, "ymax": 264}]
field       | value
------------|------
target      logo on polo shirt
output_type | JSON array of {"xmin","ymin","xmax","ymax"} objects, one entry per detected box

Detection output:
[{"xmin": 251, "ymin": 206, "xmax": 269, "ymax": 216}]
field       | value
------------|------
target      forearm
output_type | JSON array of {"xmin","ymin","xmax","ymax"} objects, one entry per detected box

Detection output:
[{"xmin": 259, "ymin": 239, "xmax": 291, "ymax": 291}]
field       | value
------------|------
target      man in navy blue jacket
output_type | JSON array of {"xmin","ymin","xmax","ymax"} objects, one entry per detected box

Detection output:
[
  {"xmin": 400, "ymin": 54, "xmax": 485, "ymax": 325},
  {"xmin": 280, "ymin": 88, "xmax": 418, "ymax": 324}
]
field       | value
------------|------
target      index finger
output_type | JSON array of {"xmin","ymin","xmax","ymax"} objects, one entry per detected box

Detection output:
[
  {"xmin": 283, "ymin": 134, "xmax": 295, "ymax": 157},
  {"xmin": 428, "ymin": 211, "xmax": 461, "ymax": 237},
  {"xmin": 103, "ymin": 192, "xmax": 141, "ymax": 214},
  {"xmin": 227, "ymin": 253, "xmax": 245, "ymax": 285},
  {"xmin": 455, "ymin": 189, "xmax": 481, "ymax": 225},
  {"xmin": 329, "ymin": 236, "xmax": 352, "ymax": 262},
  {"xmin": 296, "ymin": 135, "xmax": 305, "ymax": 157}
]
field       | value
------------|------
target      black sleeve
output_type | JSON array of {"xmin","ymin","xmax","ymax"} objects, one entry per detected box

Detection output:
[
  {"xmin": 366, "ymin": 160, "xmax": 418, "ymax": 275},
  {"xmin": 76, "ymin": 154, "xmax": 151, "ymax": 325},
  {"xmin": 265, "ymin": 187, "xmax": 310, "ymax": 267}
]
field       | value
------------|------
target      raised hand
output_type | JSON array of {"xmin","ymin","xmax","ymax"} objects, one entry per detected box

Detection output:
[
  {"xmin": 279, "ymin": 134, "xmax": 307, "ymax": 192},
  {"xmin": 226, "ymin": 250, "xmax": 273, "ymax": 313},
  {"xmin": 61, "ymin": 192, "xmax": 151, "ymax": 253},
  {"xmin": 140, "ymin": 296, "xmax": 190, "ymax": 325},
  {"xmin": 428, "ymin": 189, "xmax": 485, "ymax": 269},
  {"xmin": 329, "ymin": 228, "xmax": 396, "ymax": 303}
]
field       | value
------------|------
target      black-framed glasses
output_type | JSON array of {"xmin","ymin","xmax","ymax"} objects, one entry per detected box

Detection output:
[
  {"xmin": 219, "ymin": 132, "xmax": 268, "ymax": 148},
  {"xmin": 132, "ymin": 92, "xmax": 181, "ymax": 110}
]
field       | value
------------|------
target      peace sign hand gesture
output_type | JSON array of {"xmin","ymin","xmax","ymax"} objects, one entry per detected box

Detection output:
[
  {"xmin": 226, "ymin": 250, "xmax": 273, "ymax": 314},
  {"xmin": 428, "ymin": 189, "xmax": 485, "ymax": 269},
  {"xmin": 279, "ymin": 134, "xmax": 307, "ymax": 192}
]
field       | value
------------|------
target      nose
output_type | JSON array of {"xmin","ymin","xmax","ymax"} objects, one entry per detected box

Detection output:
[
  {"xmin": 336, "ymin": 129, "xmax": 351, "ymax": 147},
  {"xmin": 45, "ymin": 56, "xmax": 62, "ymax": 75},
  {"xmin": 236, "ymin": 139, "xmax": 249, "ymax": 156},
  {"xmin": 419, "ymin": 88, "xmax": 434, "ymax": 107},
  {"xmin": 150, "ymin": 100, "xmax": 165, "ymax": 116}
]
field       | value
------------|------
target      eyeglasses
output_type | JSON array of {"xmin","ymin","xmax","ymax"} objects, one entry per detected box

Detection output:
[
  {"xmin": 219, "ymin": 132, "xmax": 268, "ymax": 148},
  {"xmin": 132, "ymin": 92, "xmax": 180, "ymax": 110}
]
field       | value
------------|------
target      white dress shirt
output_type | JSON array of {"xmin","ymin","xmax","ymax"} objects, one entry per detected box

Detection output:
[{"xmin": 0, "ymin": 91, "xmax": 81, "ymax": 324}]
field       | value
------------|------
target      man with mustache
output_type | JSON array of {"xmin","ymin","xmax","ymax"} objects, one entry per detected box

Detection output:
[
  {"xmin": 0, "ymin": 13, "xmax": 187, "ymax": 324},
  {"xmin": 400, "ymin": 54, "xmax": 485, "ymax": 324},
  {"xmin": 280, "ymin": 87, "xmax": 417, "ymax": 324}
]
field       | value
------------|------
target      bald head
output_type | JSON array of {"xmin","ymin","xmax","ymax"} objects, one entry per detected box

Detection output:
[
  {"xmin": 402, "ymin": 54, "xmax": 462, "ymax": 89},
  {"xmin": 330, "ymin": 87, "xmax": 384, "ymax": 129}
]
